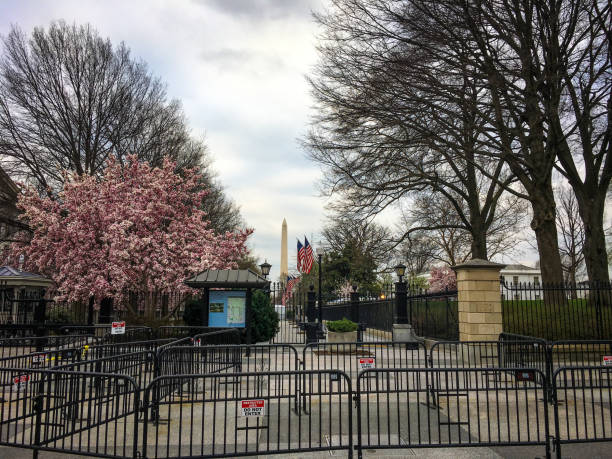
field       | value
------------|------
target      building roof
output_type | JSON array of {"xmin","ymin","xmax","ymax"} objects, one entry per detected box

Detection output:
[
  {"xmin": 501, "ymin": 264, "xmax": 540, "ymax": 272},
  {"xmin": 0, "ymin": 266, "xmax": 53, "ymax": 287},
  {"xmin": 184, "ymin": 269, "xmax": 270, "ymax": 289}
]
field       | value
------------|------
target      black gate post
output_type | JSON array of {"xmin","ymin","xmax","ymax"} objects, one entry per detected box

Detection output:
[
  {"xmin": 246, "ymin": 288, "xmax": 253, "ymax": 345},
  {"xmin": 395, "ymin": 281, "xmax": 408, "ymax": 324},
  {"xmin": 34, "ymin": 289, "xmax": 47, "ymax": 351},
  {"xmin": 307, "ymin": 285, "xmax": 316, "ymax": 322},
  {"xmin": 302, "ymin": 285, "xmax": 319, "ymax": 343},
  {"xmin": 87, "ymin": 296, "xmax": 95, "ymax": 326},
  {"xmin": 350, "ymin": 285, "xmax": 362, "ymax": 342}
]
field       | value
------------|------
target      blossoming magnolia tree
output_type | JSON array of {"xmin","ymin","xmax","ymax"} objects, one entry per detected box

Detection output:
[
  {"xmin": 428, "ymin": 266, "xmax": 457, "ymax": 292},
  {"xmin": 6, "ymin": 156, "xmax": 252, "ymax": 310}
]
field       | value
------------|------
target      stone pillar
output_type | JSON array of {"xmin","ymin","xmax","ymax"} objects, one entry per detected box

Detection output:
[{"xmin": 453, "ymin": 259, "xmax": 505, "ymax": 342}]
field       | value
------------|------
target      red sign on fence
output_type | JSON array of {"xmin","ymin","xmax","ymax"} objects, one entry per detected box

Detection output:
[
  {"xmin": 603, "ymin": 356, "xmax": 612, "ymax": 366},
  {"xmin": 358, "ymin": 358, "xmax": 375, "ymax": 370},
  {"xmin": 240, "ymin": 399, "xmax": 265, "ymax": 417},
  {"xmin": 111, "ymin": 321, "xmax": 126, "ymax": 335},
  {"xmin": 13, "ymin": 374, "xmax": 29, "ymax": 391}
]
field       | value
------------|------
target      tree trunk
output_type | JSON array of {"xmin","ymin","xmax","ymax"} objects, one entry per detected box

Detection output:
[
  {"xmin": 575, "ymin": 192, "xmax": 610, "ymax": 285},
  {"xmin": 529, "ymin": 187, "xmax": 565, "ymax": 291},
  {"xmin": 469, "ymin": 215, "xmax": 488, "ymax": 260}
]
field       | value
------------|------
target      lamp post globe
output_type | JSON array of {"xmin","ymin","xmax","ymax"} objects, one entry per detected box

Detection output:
[
  {"xmin": 394, "ymin": 263, "xmax": 407, "ymax": 283},
  {"xmin": 259, "ymin": 261, "xmax": 271, "ymax": 279}
]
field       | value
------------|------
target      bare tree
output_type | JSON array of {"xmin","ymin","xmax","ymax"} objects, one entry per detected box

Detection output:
[
  {"xmin": 400, "ymin": 191, "xmax": 525, "ymax": 267},
  {"xmin": 0, "ymin": 22, "xmax": 195, "ymax": 190},
  {"xmin": 308, "ymin": 0, "xmax": 610, "ymax": 285},
  {"xmin": 306, "ymin": 0, "xmax": 522, "ymax": 270},
  {"xmin": 408, "ymin": 0, "xmax": 609, "ymax": 284},
  {"xmin": 549, "ymin": 1, "xmax": 611, "ymax": 284},
  {"xmin": 0, "ymin": 22, "xmax": 244, "ymax": 235},
  {"xmin": 321, "ymin": 216, "xmax": 394, "ymax": 270},
  {"xmin": 557, "ymin": 186, "xmax": 586, "ymax": 285}
]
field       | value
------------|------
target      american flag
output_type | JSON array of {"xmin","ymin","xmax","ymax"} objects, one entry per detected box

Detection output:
[
  {"xmin": 303, "ymin": 237, "xmax": 315, "ymax": 274},
  {"xmin": 281, "ymin": 274, "xmax": 301, "ymax": 306},
  {"xmin": 297, "ymin": 240, "xmax": 305, "ymax": 273}
]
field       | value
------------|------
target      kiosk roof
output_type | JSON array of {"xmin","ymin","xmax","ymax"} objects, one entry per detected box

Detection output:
[{"xmin": 184, "ymin": 269, "xmax": 269, "ymax": 289}]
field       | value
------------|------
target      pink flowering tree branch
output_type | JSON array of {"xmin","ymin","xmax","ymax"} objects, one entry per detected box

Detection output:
[
  {"xmin": 5, "ymin": 156, "xmax": 252, "ymax": 312},
  {"xmin": 428, "ymin": 266, "xmax": 457, "ymax": 292}
]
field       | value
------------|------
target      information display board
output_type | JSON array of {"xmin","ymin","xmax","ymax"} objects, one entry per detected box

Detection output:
[{"xmin": 208, "ymin": 290, "xmax": 246, "ymax": 328}]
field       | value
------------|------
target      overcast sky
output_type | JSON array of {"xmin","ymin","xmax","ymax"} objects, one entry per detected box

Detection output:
[{"xmin": 0, "ymin": 0, "xmax": 329, "ymax": 280}]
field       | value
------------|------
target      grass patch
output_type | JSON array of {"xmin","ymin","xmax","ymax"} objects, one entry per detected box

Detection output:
[{"xmin": 502, "ymin": 300, "xmax": 612, "ymax": 340}]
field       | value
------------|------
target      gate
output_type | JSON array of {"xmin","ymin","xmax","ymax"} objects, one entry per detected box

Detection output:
[
  {"xmin": 141, "ymin": 370, "xmax": 353, "ymax": 458},
  {"xmin": 0, "ymin": 368, "xmax": 140, "ymax": 458},
  {"xmin": 356, "ymin": 367, "xmax": 551, "ymax": 458},
  {"xmin": 553, "ymin": 366, "xmax": 612, "ymax": 459}
]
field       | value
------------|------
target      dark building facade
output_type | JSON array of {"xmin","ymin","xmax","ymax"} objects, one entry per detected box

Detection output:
[{"xmin": 0, "ymin": 166, "xmax": 19, "ymax": 244}]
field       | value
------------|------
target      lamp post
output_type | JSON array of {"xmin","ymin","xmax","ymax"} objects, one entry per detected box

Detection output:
[
  {"xmin": 259, "ymin": 260, "xmax": 271, "ymax": 279},
  {"xmin": 259, "ymin": 260, "xmax": 271, "ymax": 296},
  {"xmin": 316, "ymin": 247, "xmax": 328, "ymax": 326},
  {"xmin": 394, "ymin": 263, "xmax": 408, "ymax": 324}
]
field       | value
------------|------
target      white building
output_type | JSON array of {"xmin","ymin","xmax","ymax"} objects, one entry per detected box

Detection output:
[{"xmin": 500, "ymin": 263, "xmax": 542, "ymax": 300}]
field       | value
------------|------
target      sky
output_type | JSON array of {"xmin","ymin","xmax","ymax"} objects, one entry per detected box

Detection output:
[{"xmin": 0, "ymin": 0, "xmax": 328, "ymax": 280}]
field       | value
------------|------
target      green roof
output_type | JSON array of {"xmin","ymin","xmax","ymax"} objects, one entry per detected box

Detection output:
[{"xmin": 184, "ymin": 269, "xmax": 269, "ymax": 289}]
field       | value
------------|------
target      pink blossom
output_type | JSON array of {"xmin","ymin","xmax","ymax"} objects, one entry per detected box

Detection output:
[
  {"xmin": 5, "ymin": 156, "xmax": 252, "ymax": 307},
  {"xmin": 428, "ymin": 266, "xmax": 457, "ymax": 292}
]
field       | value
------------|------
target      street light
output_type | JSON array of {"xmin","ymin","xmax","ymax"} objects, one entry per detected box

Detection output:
[
  {"xmin": 259, "ymin": 260, "xmax": 271, "ymax": 279},
  {"xmin": 259, "ymin": 261, "xmax": 271, "ymax": 298},
  {"xmin": 316, "ymin": 246, "xmax": 329, "ymax": 326},
  {"xmin": 394, "ymin": 263, "xmax": 407, "ymax": 283}
]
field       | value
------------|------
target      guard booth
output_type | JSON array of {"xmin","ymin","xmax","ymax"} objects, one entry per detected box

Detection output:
[
  {"xmin": 0, "ymin": 266, "xmax": 53, "ymax": 325},
  {"xmin": 184, "ymin": 269, "xmax": 270, "ymax": 344}
]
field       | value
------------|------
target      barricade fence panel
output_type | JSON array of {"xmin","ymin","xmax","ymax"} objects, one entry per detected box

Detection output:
[
  {"xmin": 56, "ymin": 351, "xmax": 157, "ymax": 390},
  {"xmin": 142, "ymin": 370, "xmax": 353, "ymax": 459},
  {"xmin": 430, "ymin": 340, "xmax": 549, "ymax": 377},
  {"xmin": 549, "ymin": 340, "xmax": 612, "ymax": 371},
  {"xmin": 0, "ymin": 335, "xmax": 100, "ymax": 359},
  {"xmin": 192, "ymin": 328, "xmax": 242, "ymax": 346},
  {"xmin": 2, "ymin": 339, "xmax": 612, "ymax": 459},
  {"xmin": 0, "ymin": 368, "xmax": 139, "ymax": 458},
  {"xmin": 553, "ymin": 366, "xmax": 612, "ymax": 457},
  {"xmin": 356, "ymin": 368, "xmax": 550, "ymax": 457},
  {"xmin": 302, "ymin": 342, "xmax": 428, "ymax": 389},
  {"xmin": 158, "ymin": 344, "xmax": 300, "ymax": 377}
]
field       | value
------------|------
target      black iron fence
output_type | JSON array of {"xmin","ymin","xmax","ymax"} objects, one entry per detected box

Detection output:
[
  {"xmin": 0, "ymin": 288, "xmax": 191, "ymax": 327},
  {"xmin": 502, "ymin": 281, "xmax": 612, "ymax": 340},
  {"xmin": 0, "ymin": 333, "xmax": 612, "ymax": 458}
]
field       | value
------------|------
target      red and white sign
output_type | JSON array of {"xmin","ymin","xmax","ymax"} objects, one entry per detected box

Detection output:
[
  {"xmin": 359, "ymin": 358, "xmax": 375, "ymax": 370},
  {"xmin": 603, "ymin": 356, "xmax": 612, "ymax": 366},
  {"xmin": 13, "ymin": 374, "xmax": 29, "ymax": 391},
  {"xmin": 111, "ymin": 321, "xmax": 126, "ymax": 335},
  {"xmin": 240, "ymin": 399, "xmax": 266, "ymax": 417}
]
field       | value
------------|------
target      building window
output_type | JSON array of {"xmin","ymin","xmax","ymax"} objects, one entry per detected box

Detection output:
[
  {"xmin": 534, "ymin": 276, "xmax": 540, "ymax": 286},
  {"xmin": 501, "ymin": 275, "xmax": 505, "ymax": 283},
  {"xmin": 513, "ymin": 276, "xmax": 519, "ymax": 285}
]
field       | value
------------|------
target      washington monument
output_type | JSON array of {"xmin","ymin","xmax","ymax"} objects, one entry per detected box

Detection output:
[{"xmin": 280, "ymin": 218, "xmax": 288, "ymax": 280}]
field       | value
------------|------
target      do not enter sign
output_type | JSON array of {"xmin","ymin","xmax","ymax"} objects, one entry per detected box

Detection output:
[
  {"xmin": 240, "ymin": 399, "xmax": 265, "ymax": 417},
  {"xmin": 111, "ymin": 321, "xmax": 126, "ymax": 335}
]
